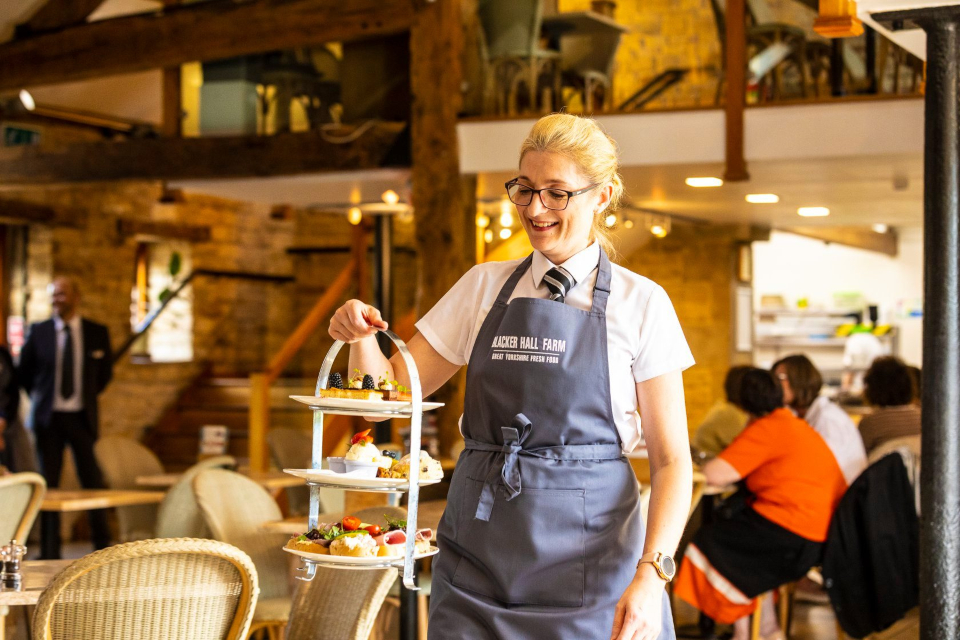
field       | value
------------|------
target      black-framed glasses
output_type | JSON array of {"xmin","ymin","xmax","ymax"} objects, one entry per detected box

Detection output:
[{"xmin": 505, "ymin": 179, "xmax": 599, "ymax": 211}]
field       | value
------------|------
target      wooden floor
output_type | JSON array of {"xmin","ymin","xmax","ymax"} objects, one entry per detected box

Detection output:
[{"xmin": 674, "ymin": 598, "xmax": 920, "ymax": 640}]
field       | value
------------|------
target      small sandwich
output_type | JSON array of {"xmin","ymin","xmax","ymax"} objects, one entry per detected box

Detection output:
[
  {"xmin": 285, "ymin": 525, "xmax": 338, "ymax": 555},
  {"xmin": 371, "ymin": 515, "xmax": 434, "ymax": 556}
]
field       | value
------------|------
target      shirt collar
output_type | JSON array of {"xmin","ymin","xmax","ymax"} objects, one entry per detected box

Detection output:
[
  {"xmin": 532, "ymin": 241, "xmax": 600, "ymax": 290},
  {"xmin": 54, "ymin": 314, "xmax": 81, "ymax": 333}
]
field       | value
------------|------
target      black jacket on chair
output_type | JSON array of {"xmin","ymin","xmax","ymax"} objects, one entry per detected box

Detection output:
[
  {"xmin": 822, "ymin": 453, "xmax": 919, "ymax": 639},
  {"xmin": 18, "ymin": 318, "xmax": 113, "ymax": 436}
]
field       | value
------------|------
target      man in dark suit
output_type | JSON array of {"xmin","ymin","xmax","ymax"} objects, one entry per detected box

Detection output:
[{"xmin": 19, "ymin": 276, "xmax": 113, "ymax": 558}]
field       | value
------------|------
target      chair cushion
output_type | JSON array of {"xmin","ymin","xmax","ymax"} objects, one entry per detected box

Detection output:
[{"xmin": 254, "ymin": 596, "xmax": 292, "ymax": 622}]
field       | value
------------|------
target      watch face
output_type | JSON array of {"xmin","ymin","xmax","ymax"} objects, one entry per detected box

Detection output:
[{"xmin": 660, "ymin": 555, "xmax": 677, "ymax": 578}]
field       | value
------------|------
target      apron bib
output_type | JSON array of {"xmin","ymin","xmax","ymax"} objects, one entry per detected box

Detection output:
[{"xmin": 428, "ymin": 249, "xmax": 676, "ymax": 639}]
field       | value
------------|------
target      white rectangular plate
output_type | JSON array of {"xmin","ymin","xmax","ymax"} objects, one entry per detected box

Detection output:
[
  {"xmin": 289, "ymin": 395, "xmax": 444, "ymax": 418},
  {"xmin": 283, "ymin": 468, "xmax": 442, "ymax": 489},
  {"xmin": 284, "ymin": 545, "xmax": 438, "ymax": 567}
]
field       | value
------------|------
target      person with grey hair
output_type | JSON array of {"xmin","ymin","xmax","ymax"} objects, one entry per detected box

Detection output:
[{"xmin": 19, "ymin": 276, "xmax": 114, "ymax": 558}]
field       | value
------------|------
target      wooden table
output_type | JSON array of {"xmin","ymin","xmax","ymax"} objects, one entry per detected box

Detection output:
[
  {"xmin": 261, "ymin": 499, "xmax": 447, "ymax": 535},
  {"xmin": 41, "ymin": 489, "xmax": 165, "ymax": 512},
  {"xmin": 135, "ymin": 470, "xmax": 303, "ymax": 491},
  {"xmin": 0, "ymin": 560, "xmax": 72, "ymax": 640}
]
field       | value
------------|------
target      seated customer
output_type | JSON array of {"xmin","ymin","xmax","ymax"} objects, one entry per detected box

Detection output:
[
  {"xmin": 693, "ymin": 365, "xmax": 750, "ymax": 457},
  {"xmin": 773, "ymin": 354, "xmax": 867, "ymax": 486},
  {"xmin": 859, "ymin": 356, "xmax": 921, "ymax": 454},
  {"xmin": 674, "ymin": 368, "xmax": 847, "ymax": 640}
]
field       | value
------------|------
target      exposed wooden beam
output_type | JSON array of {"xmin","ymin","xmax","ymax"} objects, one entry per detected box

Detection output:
[
  {"xmin": 0, "ymin": 0, "xmax": 415, "ymax": 92},
  {"xmin": 0, "ymin": 198, "xmax": 57, "ymax": 223},
  {"xmin": 0, "ymin": 123, "xmax": 408, "ymax": 184},
  {"xmin": 16, "ymin": 0, "xmax": 105, "ymax": 36},
  {"xmin": 724, "ymin": 0, "xmax": 749, "ymax": 181},
  {"xmin": 161, "ymin": 0, "xmax": 182, "ymax": 138},
  {"xmin": 116, "ymin": 219, "xmax": 212, "ymax": 242},
  {"xmin": 783, "ymin": 226, "xmax": 898, "ymax": 256},
  {"xmin": 410, "ymin": 0, "xmax": 472, "ymax": 453}
]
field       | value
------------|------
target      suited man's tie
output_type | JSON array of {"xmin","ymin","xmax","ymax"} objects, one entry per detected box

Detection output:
[
  {"xmin": 543, "ymin": 266, "xmax": 576, "ymax": 303},
  {"xmin": 61, "ymin": 325, "xmax": 75, "ymax": 399}
]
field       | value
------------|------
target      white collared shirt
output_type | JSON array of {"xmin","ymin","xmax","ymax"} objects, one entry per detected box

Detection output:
[
  {"xmin": 802, "ymin": 395, "xmax": 867, "ymax": 486},
  {"xmin": 53, "ymin": 314, "xmax": 84, "ymax": 412},
  {"xmin": 416, "ymin": 242, "xmax": 695, "ymax": 452}
]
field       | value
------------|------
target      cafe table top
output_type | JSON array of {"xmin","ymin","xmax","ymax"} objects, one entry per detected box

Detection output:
[
  {"xmin": 41, "ymin": 489, "xmax": 165, "ymax": 512},
  {"xmin": 135, "ymin": 469, "xmax": 303, "ymax": 490},
  {"xmin": 0, "ymin": 559, "xmax": 73, "ymax": 607},
  {"xmin": 261, "ymin": 499, "xmax": 448, "ymax": 536}
]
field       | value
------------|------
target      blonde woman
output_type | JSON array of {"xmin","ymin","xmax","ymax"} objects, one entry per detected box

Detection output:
[{"xmin": 329, "ymin": 114, "xmax": 694, "ymax": 640}]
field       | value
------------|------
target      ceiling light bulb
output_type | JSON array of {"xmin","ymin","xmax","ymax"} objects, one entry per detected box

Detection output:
[
  {"xmin": 798, "ymin": 207, "xmax": 830, "ymax": 217},
  {"xmin": 605, "ymin": 213, "xmax": 617, "ymax": 228},
  {"xmin": 476, "ymin": 213, "xmax": 490, "ymax": 228},
  {"xmin": 650, "ymin": 224, "xmax": 668, "ymax": 238},
  {"xmin": 873, "ymin": 223, "xmax": 889, "ymax": 234},
  {"xmin": 18, "ymin": 90, "xmax": 35, "ymax": 111},
  {"xmin": 624, "ymin": 219, "xmax": 635, "ymax": 229},
  {"xmin": 347, "ymin": 207, "xmax": 362, "ymax": 225},
  {"xmin": 381, "ymin": 190, "xmax": 400, "ymax": 205},
  {"xmin": 484, "ymin": 229, "xmax": 494, "ymax": 243},
  {"xmin": 746, "ymin": 193, "xmax": 779, "ymax": 204},
  {"xmin": 499, "ymin": 228, "xmax": 512, "ymax": 240},
  {"xmin": 685, "ymin": 177, "xmax": 723, "ymax": 188},
  {"xmin": 499, "ymin": 211, "xmax": 514, "ymax": 228}
]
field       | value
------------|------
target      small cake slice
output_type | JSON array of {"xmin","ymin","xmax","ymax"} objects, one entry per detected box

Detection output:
[{"xmin": 316, "ymin": 388, "xmax": 383, "ymax": 402}]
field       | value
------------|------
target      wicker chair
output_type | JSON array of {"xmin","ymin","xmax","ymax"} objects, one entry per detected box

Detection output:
[
  {"xmin": 32, "ymin": 538, "xmax": 259, "ymax": 640},
  {"xmin": 285, "ymin": 566, "xmax": 395, "ymax": 640},
  {"xmin": 193, "ymin": 469, "xmax": 291, "ymax": 640},
  {"xmin": 94, "ymin": 436, "xmax": 164, "ymax": 541},
  {"xmin": 267, "ymin": 428, "xmax": 312, "ymax": 516},
  {"xmin": 156, "ymin": 456, "xmax": 236, "ymax": 539},
  {"xmin": 0, "ymin": 471, "xmax": 45, "ymax": 543}
]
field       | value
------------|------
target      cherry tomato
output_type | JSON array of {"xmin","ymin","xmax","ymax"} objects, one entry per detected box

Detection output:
[
  {"xmin": 341, "ymin": 516, "xmax": 361, "ymax": 531},
  {"xmin": 362, "ymin": 524, "xmax": 381, "ymax": 536}
]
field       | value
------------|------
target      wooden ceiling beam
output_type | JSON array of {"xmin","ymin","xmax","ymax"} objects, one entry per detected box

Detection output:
[
  {"xmin": 16, "ymin": 0, "xmax": 105, "ymax": 37},
  {"xmin": 0, "ymin": 0, "xmax": 415, "ymax": 92},
  {"xmin": 0, "ymin": 198, "xmax": 57, "ymax": 223},
  {"xmin": 0, "ymin": 123, "xmax": 408, "ymax": 184}
]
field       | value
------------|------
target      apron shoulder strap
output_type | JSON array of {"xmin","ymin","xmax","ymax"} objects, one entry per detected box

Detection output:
[
  {"xmin": 590, "ymin": 247, "xmax": 612, "ymax": 315},
  {"xmin": 493, "ymin": 254, "xmax": 534, "ymax": 306}
]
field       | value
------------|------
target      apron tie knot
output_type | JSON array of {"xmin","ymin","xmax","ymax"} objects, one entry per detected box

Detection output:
[{"xmin": 475, "ymin": 413, "xmax": 531, "ymax": 522}]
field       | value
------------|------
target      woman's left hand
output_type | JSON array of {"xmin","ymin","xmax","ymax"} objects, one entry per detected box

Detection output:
[{"xmin": 610, "ymin": 567, "xmax": 665, "ymax": 640}]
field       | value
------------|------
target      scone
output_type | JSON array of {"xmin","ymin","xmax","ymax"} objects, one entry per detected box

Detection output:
[
  {"xmin": 285, "ymin": 536, "xmax": 329, "ymax": 555},
  {"xmin": 329, "ymin": 533, "xmax": 378, "ymax": 558}
]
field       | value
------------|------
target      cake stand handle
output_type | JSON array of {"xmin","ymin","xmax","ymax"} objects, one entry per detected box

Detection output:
[{"xmin": 311, "ymin": 330, "xmax": 423, "ymax": 591}]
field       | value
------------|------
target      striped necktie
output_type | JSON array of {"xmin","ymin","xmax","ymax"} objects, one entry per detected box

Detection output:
[{"xmin": 543, "ymin": 266, "xmax": 576, "ymax": 303}]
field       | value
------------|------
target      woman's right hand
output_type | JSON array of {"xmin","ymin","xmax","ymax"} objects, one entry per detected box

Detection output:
[{"xmin": 329, "ymin": 300, "xmax": 389, "ymax": 343}]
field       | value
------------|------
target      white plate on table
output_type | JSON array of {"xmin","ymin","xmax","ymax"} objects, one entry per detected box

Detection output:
[
  {"xmin": 284, "ymin": 545, "xmax": 439, "ymax": 567},
  {"xmin": 289, "ymin": 395, "xmax": 444, "ymax": 418},
  {"xmin": 284, "ymin": 468, "xmax": 443, "ymax": 490}
]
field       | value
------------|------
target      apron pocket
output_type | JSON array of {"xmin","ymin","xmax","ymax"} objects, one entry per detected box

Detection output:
[{"xmin": 452, "ymin": 477, "xmax": 585, "ymax": 607}]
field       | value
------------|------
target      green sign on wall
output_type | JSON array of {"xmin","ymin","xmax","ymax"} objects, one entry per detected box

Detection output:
[{"xmin": 2, "ymin": 124, "xmax": 41, "ymax": 147}]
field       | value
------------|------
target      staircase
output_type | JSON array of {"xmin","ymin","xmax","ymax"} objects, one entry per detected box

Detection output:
[{"xmin": 145, "ymin": 376, "xmax": 316, "ymax": 470}]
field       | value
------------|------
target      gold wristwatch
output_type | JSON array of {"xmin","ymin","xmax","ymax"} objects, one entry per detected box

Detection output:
[{"xmin": 636, "ymin": 552, "xmax": 677, "ymax": 582}]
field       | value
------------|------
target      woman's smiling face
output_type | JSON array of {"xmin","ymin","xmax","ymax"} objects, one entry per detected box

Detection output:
[{"xmin": 515, "ymin": 151, "xmax": 611, "ymax": 264}]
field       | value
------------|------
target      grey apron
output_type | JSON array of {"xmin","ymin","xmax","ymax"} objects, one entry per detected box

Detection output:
[{"xmin": 429, "ymin": 249, "xmax": 676, "ymax": 640}]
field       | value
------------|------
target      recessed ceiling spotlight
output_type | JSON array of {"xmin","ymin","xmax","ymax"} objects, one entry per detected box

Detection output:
[
  {"xmin": 484, "ymin": 229, "xmax": 494, "ymax": 243},
  {"xmin": 381, "ymin": 190, "xmax": 400, "ymax": 205},
  {"xmin": 746, "ymin": 193, "xmax": 779, "ymax": 204},
  {"xmin": 18, "ymin": 89, "xmax": 35, "ymax": 111},
  {"xmin": 873, "ymin": 223, "xmax": 889, "ymax": 234},
  {"xmin": 685, "ymin": 177, "xmax": 723, "ymax": 188},
  {"xmin": 798, "ymin": 207, "xmax": 830, "ymax": 217},
  {"xmin": 499, "ymin": 228, "xmax": 512, "ymax": 240},
  {"xmin": 347, "ymin": 207, "xmax": 362, "ymax": 225}
]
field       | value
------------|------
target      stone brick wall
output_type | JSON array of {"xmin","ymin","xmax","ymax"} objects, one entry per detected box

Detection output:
[
  {"xmin": 620, "ymin": 223, "xmax": 751, "ymax": 433},
  {"xmin": 559, "ymin": 0, "xmax": 722, "ymax": 110},
  {"xmin": 1, "ymin": 183, "xmax": 310, "ymax": 438}
]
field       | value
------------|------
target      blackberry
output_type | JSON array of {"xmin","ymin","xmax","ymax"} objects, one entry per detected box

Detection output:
[
  {"xmin": 362, "ymin": 374, "xmax": 376, "ymax": 390},
  {"xmin": 328, "ymin": 373, "xmax": 343, "ymax": 389},
  {"xmin": 382, "ymin": 450, "xmax": 400, "ymax": 460}
]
